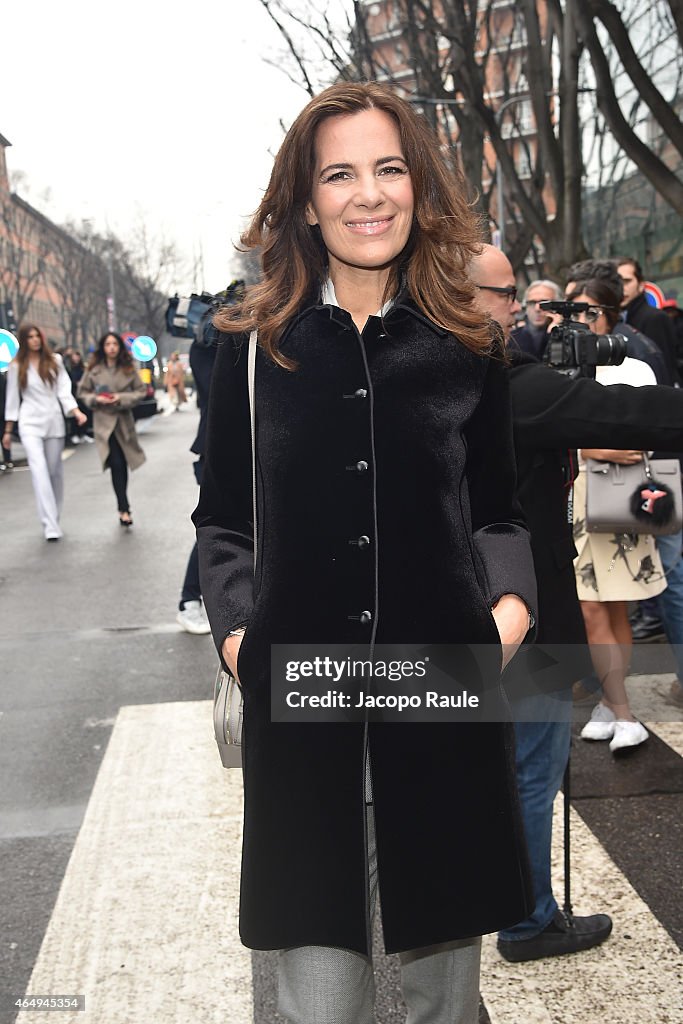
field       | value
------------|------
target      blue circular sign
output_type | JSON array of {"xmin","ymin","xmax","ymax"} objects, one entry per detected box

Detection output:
[
  {"xmin": 0, "ymin": 330, "xmax": 19, "ymax": 370},
  {"xmin": 131, "ymin": 335, "xmax": 157, "ymax": 361}
]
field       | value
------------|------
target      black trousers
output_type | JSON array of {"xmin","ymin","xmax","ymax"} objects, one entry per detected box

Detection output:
[{"xmin": 106, "ymin": 433, "xmax": 129, "ymax": 512}]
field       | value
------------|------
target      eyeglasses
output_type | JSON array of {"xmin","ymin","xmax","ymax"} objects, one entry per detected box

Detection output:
[
  {"xmin": 581, "ymin": 306, "xmax": 606, "ymax": 323},
  {"xmin": 475, "ymin": 284, "xmax": 518, "ymax": 303}
]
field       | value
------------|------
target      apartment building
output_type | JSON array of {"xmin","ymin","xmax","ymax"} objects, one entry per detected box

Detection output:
[
  {"xmin": 359, "ymin": 0, "xmax": 554, "ymax": 244},
  {"xmin": 0, "ymin": 133, "xmax": 103, "ymax": 350}
]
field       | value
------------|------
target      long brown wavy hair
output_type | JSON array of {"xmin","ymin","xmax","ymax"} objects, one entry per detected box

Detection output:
[
  {"xmin": 216, "ymin": 82, "xmax": 490, "ymax": 367},
  {"xmin": 15, "ymin": 324, "xmax": 58, "ymax": 391}
]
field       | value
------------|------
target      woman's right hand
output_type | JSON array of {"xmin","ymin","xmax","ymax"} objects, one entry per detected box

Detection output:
[
  {"xmin": 581, "ymin": 448, "xmax": 644, "ymax": 465},
  {"xmin": 221, "ymin": 632, "xmax": 244, "ymax": 682}
]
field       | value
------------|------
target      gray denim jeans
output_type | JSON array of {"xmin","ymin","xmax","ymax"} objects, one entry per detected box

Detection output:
[{"xmin": 278, "ymin": 804, "xmax": 482, "ymax": 1024}]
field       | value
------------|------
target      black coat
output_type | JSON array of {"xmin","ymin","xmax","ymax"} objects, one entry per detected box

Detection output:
[
  {"xmin": 194, "ymin": 298, "xmax": 538, "ymax": 955},
  {"xmin": 624, "ymin": 293, "xmax": 680, "ymax": 383},
  {"xmin": 505, "ymin": 352, "xmax": 683, "ymax": 692}
]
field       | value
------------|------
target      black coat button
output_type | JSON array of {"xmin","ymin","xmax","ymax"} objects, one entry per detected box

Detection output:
[
  {"xmin": 354, "ymin": 388, "xmax": 368, "ymax": 398},
  {"xmin": 356, "ymin": 461, "xmax": 368, "ymax": 473},
  {"xmin": 359, "ymin": 610, "xmax": 373, "ymax": 624},
  {"xmin": 357, "ymin": 535, "xmax": 370, "ymax": 547}
]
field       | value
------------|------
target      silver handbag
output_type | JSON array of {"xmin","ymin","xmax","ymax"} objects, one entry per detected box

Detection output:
[
  {"xmin": 213, "ymin": 667, "xmax": 244, "ymax": 768},
  {"xmin": 212, "ymin": 330, "xmax": 257, "ymax": 769},
  {"xmin": 585, "ymin": 455, "xmax": 683, "ymax": 536}
]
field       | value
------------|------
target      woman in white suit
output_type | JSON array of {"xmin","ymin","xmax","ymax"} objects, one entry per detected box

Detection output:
[{"xmin": 3, "ymin": 324, "xmax": 86, "ymax": 540}]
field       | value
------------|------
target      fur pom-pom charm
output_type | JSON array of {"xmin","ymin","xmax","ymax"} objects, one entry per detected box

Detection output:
[{"xmin": 630, "ymin": 481, "xmax": 676, "ymax": 527}]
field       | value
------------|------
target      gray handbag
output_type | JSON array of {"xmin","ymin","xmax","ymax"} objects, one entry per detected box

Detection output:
[
  {"xmin": 213, "ymin": 330, "xmax": 257, "ymax": 769},
  {"xmin": 585, "ymin": 455, "xmax": 683, "ymax": 536}
]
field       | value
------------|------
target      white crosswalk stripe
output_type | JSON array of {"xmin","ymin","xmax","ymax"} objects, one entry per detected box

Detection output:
[
  {"xmin": 13, "ymin": 706, "xmax": 683, "ymax": 1024},
  {"xmin": 15, "ymin": 701, "xmax": 252, "ymax": 1024}
]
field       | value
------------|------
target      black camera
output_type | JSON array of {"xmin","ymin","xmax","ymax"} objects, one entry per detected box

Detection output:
[{"xmin": 540, "ymin": 300, "xmax": 627, "ymax": 379}]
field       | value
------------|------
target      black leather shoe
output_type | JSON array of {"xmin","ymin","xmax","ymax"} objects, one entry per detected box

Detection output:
[{"xmin": 497, "ymin": 910, "xmax": 613, "ymax": 962}]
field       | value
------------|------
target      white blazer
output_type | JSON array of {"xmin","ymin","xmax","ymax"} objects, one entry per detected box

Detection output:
[{"xmin": 5, "ymin": 354, "xmax": 75, "ymax": 438}]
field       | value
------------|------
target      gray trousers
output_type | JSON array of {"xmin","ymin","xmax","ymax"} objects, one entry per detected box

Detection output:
[{"xmin": 278, "ymin": 806, "xmax": 482, "ymax": 1024}]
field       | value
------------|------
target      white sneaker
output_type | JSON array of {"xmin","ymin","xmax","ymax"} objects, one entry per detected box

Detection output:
[
  {"xmin": 609, "ymin": 719, "xmax": 649, "ymax": 753},
  {"xmin": 176, "ymin": 600, "xmax": 211, "ymax": 635},
  {"xmin": 82, "ymin": 435, "xmax": 95, "ymax": 443},
  {"xmin": 580, "ymin": 702, "xmax": 617, "ymax": 741}
]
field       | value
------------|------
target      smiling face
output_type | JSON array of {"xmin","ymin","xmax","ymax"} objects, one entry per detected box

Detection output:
[{"xmin": 305, "ymin": 108, "xmax": 414, "ymax": 286}]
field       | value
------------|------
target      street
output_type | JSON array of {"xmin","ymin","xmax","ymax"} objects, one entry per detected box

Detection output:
[{"xmin": 0, "ymin": 403, "xmax": 681, "ymax": 1024}]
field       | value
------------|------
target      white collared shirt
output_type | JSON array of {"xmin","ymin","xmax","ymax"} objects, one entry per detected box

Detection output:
[{"xmin": 321, "ymin": 278, "xmax": 395, "ymax": 319}]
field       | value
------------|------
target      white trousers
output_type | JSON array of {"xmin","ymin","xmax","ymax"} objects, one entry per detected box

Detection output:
[
  {"xmin": 278, "ymin": 805, "xmax": 482, "ymax": 1024},
  {"xmin": 21, "ymin": 434, "xmax": 64, "ymax": 539}
]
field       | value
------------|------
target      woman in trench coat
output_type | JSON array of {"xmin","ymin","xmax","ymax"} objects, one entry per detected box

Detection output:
[
  {"xmin": 78, "ymin": 332, "xmax": 146, "ymax": 526},
  {"xmin": 194, "ymin": 83, "xmax": 537, "ymax": 1024}
]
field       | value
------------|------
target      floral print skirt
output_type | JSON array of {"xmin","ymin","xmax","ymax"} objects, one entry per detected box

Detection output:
[{"xmin": 573, "ymin": 469, "xmax": 667, "ymax": 602}]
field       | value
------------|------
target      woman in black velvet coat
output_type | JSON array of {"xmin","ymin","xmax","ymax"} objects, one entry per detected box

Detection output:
[{"xmin": 194, "ymin": 83, "xmax": 537, "ymax": 1022}]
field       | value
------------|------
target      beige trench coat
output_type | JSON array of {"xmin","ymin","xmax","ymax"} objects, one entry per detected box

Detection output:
[{"xmin": 78, "ymin": 363, "xmax": 147, "ymax": 471}]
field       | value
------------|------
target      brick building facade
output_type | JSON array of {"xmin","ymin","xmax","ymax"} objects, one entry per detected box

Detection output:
[{"xmin": 0, "ymin": 134, "xmax": 106, "ymax": 351}]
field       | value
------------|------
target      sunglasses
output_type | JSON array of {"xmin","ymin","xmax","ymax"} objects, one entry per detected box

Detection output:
[
  {"xmin": 475, "ymin": 284, "xmax": 518, "ymax": 303},
  {"xmin": 580, "ymin": 306, "xmax": 607, "ymax": 324}
]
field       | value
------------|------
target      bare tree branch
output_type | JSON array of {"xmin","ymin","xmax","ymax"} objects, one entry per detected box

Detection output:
[
  {"xmin": 574, "ymin": 0, "xmax": 683, "ymax": 216},
  {"xmin": 588, "ymin": 0, "xmax": 683, "ymax": 158}
]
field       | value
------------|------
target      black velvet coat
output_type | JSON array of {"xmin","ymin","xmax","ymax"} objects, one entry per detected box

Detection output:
[{"xmin": 194, "ymin": 297, "xmax": 538, "ymax": 955}]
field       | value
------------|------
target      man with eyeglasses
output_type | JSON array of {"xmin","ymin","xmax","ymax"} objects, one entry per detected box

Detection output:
[
  {"xmin": 470, "ymin": 244, "xmax": 522, "ymax": 338},
  {"xmin": 511, "ymin": 280, "xmax": 563, "ymax": 360},
  {"xmin": 469, "ymin": 244, "xmax": 683, "ymax": 962}
]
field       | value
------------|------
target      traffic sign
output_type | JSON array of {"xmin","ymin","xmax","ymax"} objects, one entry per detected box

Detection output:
[
  {"xmin": 0, "ymin": 329, "xmax": 19, "ymax": 369},
  {"xmin": 131, "ymin": 336, "xmax": 157, "ymax": 361},
  {"xmin": 644, "ymin": 282, "xmax": 665, "ymax": 308}
]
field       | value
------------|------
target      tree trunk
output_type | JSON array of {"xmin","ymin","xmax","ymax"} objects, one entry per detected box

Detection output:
[{"xmin": 574, "ymin": 0, "xmax": 683, "ymax": 216}]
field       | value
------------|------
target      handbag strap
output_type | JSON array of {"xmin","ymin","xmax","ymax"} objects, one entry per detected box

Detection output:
[{"xmin": 248, "ymin": 330, "xmax": 257, "ymax": 567}]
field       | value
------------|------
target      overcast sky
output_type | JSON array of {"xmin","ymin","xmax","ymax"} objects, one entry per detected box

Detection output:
[{"xmin": 4, "ymin": 0, "xmax": 337, "ymax": 294}]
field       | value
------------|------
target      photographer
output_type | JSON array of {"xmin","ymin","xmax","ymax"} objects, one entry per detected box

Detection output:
[
  {"xmin": 471, "ymin": 245, "xmax": 683, "ymax": 962},
  {"xmin": 566, "ymin": 260, "xmax": 670, "ymax": 385},
  {"xmin": 511, "ymin": 279, "xmax": 563, "ymax": 360}
]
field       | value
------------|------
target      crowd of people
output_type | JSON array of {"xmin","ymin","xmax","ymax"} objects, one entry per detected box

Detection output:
[
  {"xmin": 2, "ymin": 80, "xmax": 682, "ymax": 1024},
  {"xmin": 511, "ymin": 259, "xmax": 683, "ymax": 722}
]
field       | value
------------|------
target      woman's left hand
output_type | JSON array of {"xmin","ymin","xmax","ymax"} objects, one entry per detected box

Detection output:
[
  {"xmin": 490, "ymin": 594, "xmax": 532, "ymax": 670},
  {"xmin": 581, "ymin": 448, "xmax": 643, "ymax": 465}
]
